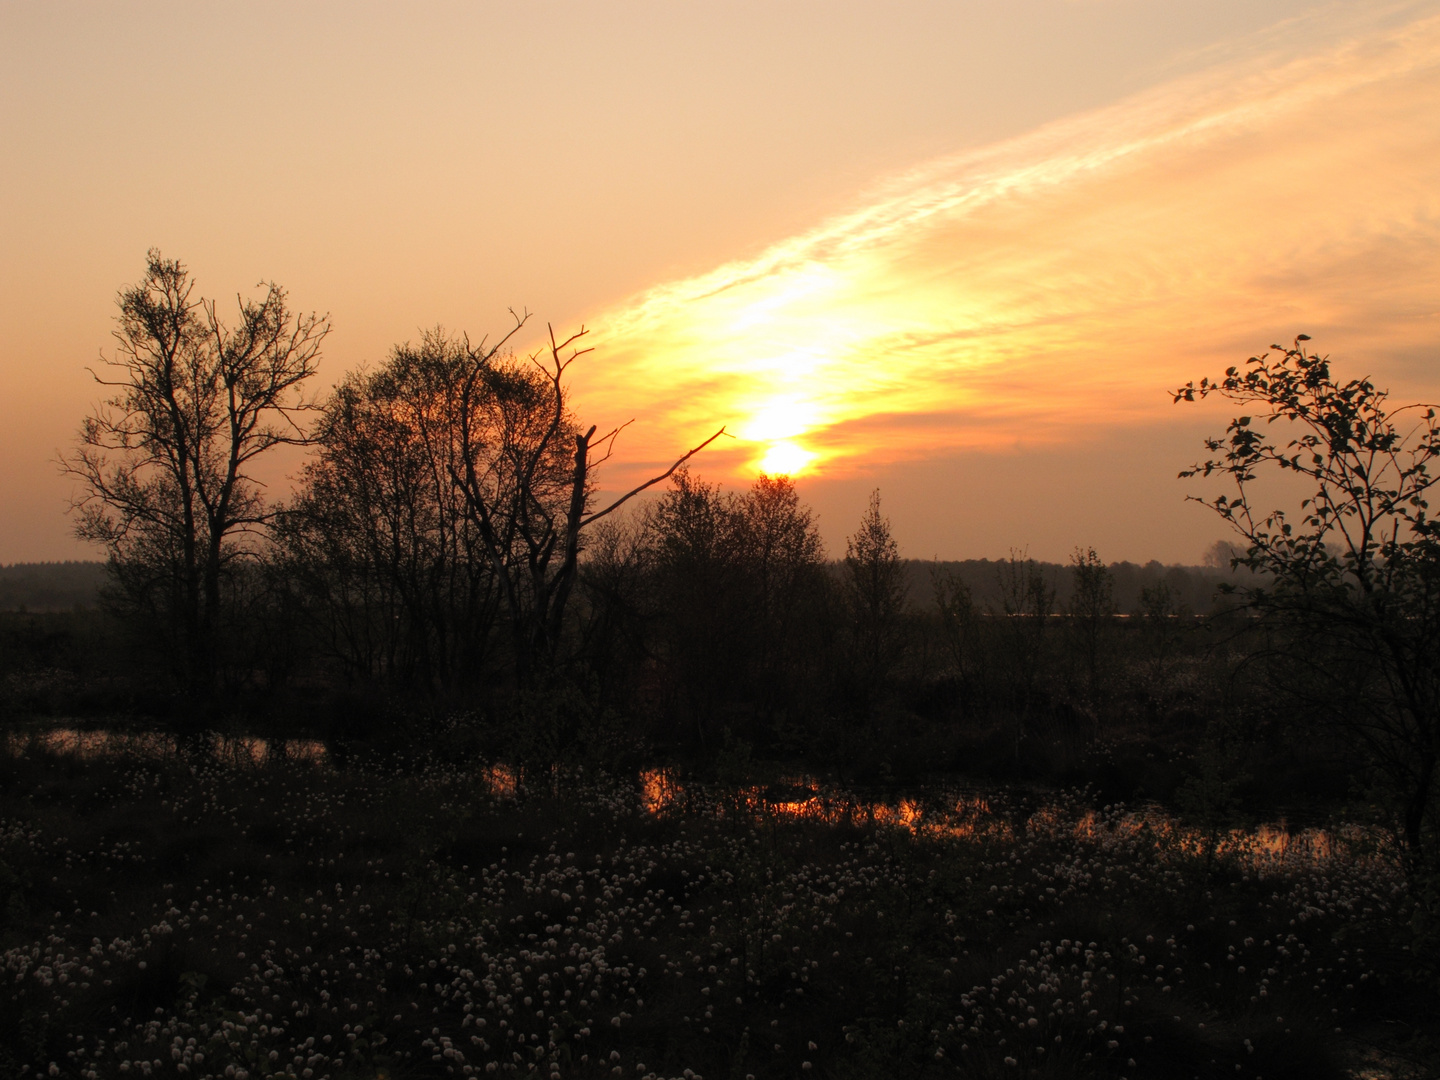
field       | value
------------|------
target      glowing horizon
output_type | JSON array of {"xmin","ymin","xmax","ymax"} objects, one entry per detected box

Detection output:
[
  {"xmin": 570, "ymin": 6, "xmax": 1440, "ymax": 490},
  {"xmin": 4, "ymin": 2, "xmax": 1440, "ymax": 563}
]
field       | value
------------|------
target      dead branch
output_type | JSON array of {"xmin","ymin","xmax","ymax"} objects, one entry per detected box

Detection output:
[{"xmin": 580, "ymin": 426, "xmax": 731, "ymax": 527}]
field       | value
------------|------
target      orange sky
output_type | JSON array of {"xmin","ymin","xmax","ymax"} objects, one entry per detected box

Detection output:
[{"xmin": 3, "ymin": 1, "xmax": 1438, "ymax": 564}]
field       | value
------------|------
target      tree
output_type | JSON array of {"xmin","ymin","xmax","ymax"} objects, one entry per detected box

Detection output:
[
  {"xmin": 276, "ymin": 331, "xmax": 502, "ymax": 692},
  {"xmin": 1136, "ymin": 578, "xmax": 1188, "ymax": 678},
  {"xmin": 282, "ymin": 315, "xmax": 724, "ymax": 700},
  {"xmin": 738, "ymin": 474, "xmax": 830, "ymax": 721},
  {"xmin": 992, "ymin": 550, "xmax": 1056, "ymax": 762},
  {"xmin": 574, "ymin": 515, "xmax": 656, "ymax": 715},
  {"xmin": 645, "ymin": 469, "xmax": 753, "ymax": 741},
  {"xmin": 931, "ymin": 562, "xmax": 977, "ymax": 689},
  {"xmin": 844, "ymin": 489, "xmax": 907, "ymax": 691},
  {"xmin": 1066, "ymin": 546, "xmax": 1116, "ymax": 705},
  {"xmin": 641, "ymin": 470, "xmax": 829, "ymax": 746},
  {"xmin": 448, "ymin": 315, "xmax": 725, "ymax": 689},
  {"xmin": 64, "ymin": 251, "xmax": 328, "ymax": 690},
  {"xmin": 1176, "ymin": 336, "xmax": 1440, "ymax": 880}
]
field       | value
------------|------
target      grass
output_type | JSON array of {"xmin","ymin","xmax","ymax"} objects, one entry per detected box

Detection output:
[{"xmin": 0, "ymin": 733, "xmax": 1435, "ymax": 1080}]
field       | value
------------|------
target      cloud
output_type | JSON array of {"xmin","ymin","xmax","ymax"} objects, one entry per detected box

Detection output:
[{"xmin": 569, "ymin": 4, "xmax": 1440, "ymax": 488}]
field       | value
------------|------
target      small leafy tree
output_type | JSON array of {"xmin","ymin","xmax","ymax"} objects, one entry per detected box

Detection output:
[{"xmin": 1176, "ymin": 336, "xmax": 1440, "ymax": 880}]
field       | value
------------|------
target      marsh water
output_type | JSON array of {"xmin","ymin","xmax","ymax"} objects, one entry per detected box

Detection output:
[{"xmin": 3, "ymin": 724, "xmax": 1354, "ymax": 870}]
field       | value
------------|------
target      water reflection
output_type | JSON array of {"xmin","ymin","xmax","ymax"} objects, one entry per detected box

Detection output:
[
  {"xmin": 637, "ymin": 768, "xmax": 966, "ymax": 834},
  {"xmin": 485, "ymin": 762, "xmax": 519, "ymax": 799},
  {"xmin": 3, "ymin": 726, "xmax": 327, "ymax": 765},
  {"xmin": 629, "ymin": 766, "xmax": 1358, "ymax": 871},
  {"xmin": 5, "ymin": 729, "xmax": 1363, "ymax": 872}
]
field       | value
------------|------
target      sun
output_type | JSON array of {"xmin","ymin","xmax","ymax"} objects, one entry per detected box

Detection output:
[
  {"xmin": 739, "ymin": 397, "xmax": 818, "ymax": 444},
  {"xmin": 756, "ymin": 440, "xmax": 816, "ymax": 477}
]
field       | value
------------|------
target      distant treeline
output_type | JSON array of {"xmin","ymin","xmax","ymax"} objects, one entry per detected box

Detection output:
[
  {"xmin": 0, "ymin": 562, "xmax": 107, "ymax": 612},
  {"xmin": 907, "ymin": 551, "xmax": 1246, "ymax": 615},
  {"xmin": 0, "ymin": 555, "xmax": 1243, "ymax": 616}
]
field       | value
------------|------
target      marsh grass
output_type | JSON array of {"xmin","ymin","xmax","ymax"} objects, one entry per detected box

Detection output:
[{"xmin": 0, "ymin": 738, "xmax": 1435, "ymax": 1080}]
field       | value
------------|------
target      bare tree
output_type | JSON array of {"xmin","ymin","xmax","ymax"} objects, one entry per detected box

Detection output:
[
  {"xmin": 63, "ymin": 251, "xmax": 328, "ymax": 689},
  {"xmin": 451, "ymin": 314, "xmax": 725, "ymax": 686},
  {"xmin": 1066, "ymin": 546, "xmax": 1116, "ymax": 706},
  {"xmin": 993, "ymin": 549, "xmax": 1056, "ymax": 763}
]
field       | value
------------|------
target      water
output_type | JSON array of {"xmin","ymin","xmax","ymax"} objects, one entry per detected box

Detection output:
[
  {"xmin": 493, "ymin": 761, "xmax": 1367, "ymax": 869},
  {"xmin": 5, "ymin": 726, "xmax": 1369, "ymax": 869},
  {"xmin": 2, "ymin": 725, "xmax": 326, "ymax": 766}
]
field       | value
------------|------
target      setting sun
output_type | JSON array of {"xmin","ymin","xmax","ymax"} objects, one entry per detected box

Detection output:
[
  {"xmin": 755, "ymin": 439, "xmax": 816, "ymax": 477},
  {"xmin": 563, "ymin": 5, "xmax": 1440, "ymax": 560}
]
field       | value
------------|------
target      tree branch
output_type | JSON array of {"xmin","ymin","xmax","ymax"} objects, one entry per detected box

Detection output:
[{"xmin": 580, "ymin": 426, "xmax": 730, "ymax": 527}]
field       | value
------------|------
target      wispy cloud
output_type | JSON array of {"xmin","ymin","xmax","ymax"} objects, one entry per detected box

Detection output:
[{"xmin": 572, "ymin": 4, "xmax": 1440, "ymax": 484}]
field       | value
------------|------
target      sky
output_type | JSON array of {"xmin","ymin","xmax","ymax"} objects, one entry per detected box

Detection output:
[{"xmin": 3, "ymin": 0, "xmax": 1438, "ymax": 565}]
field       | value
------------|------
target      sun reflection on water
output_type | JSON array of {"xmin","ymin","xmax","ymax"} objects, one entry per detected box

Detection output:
[
  {"xmin": 633, "ymin": 767, "xmax": 1361, "ymax": 871},
  {"xmin": 2, "ymin": 733, "xmax": 1369, "ymax": 872}
]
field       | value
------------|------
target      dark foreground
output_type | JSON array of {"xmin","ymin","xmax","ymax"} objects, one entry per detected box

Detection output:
[{"xmin": 1, "ymin": 737, "xmax": 1435, "ymax": 1080}]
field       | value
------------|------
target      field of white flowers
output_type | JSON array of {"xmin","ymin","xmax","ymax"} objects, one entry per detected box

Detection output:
[{"xmin": 0, "ymin": 734, "xmax": 1433, "ymax": 1080}]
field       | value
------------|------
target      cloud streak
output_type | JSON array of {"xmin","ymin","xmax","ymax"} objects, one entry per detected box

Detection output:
[{"xmin": 571, "ymin": 3, "xmax": 1440, "ymax": 486}]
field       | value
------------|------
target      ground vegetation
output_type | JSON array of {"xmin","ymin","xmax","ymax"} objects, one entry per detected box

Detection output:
[{"xmin": 0, "ymin": 739, "xmax": 1433, "ymax": 1080}]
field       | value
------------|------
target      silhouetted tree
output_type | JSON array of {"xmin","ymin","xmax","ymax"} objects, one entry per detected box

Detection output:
[
  {"xmin": 644, "ymin": 469, "xmax": 749, "ymax": 743},
  {"xmin": 738, "ymin": 474, "xmax": 831, "ymax": 726},
  {"xmin": 281, "ymin": 319, "xmax": 723, "ymax": 703},
  {"xmin": 1136, "ymin": 578, "xmax": 1188, "ymax": 678},
  {"xmin": 931, "ymin": 562, "xmax": 978, "ymax": 702},
  {"xmin": 276, "ymin": 332, "xmax": 501, "ymax": 691},
  {"xmin": 639, "ymin": 470, "xmax": 829, "ymax": 746},
  {"xmin": 1177, "ymin": 336, "xmax": 1440, "ymax": 880},
  {"xmin": 844, "ymin": 490, "xmax": 907, "ymax": 694},
  {"xmin": 1066, "ymin": 546, "xmax": 1115, "ymax": 706},
  {"xmin": 993, "ymin": 550, "xmax": 1055, "ymax": 761},
  {"xmin": 448, "ymin": 317, "xmax": 724, "ymax": 689},
  {"xmin": 574, "ymin": 517, "xmax": 656, "ymax": 715},
  {"xmin": 64, "ymin": 251, "xmax": 328, "ymax": 692}
]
